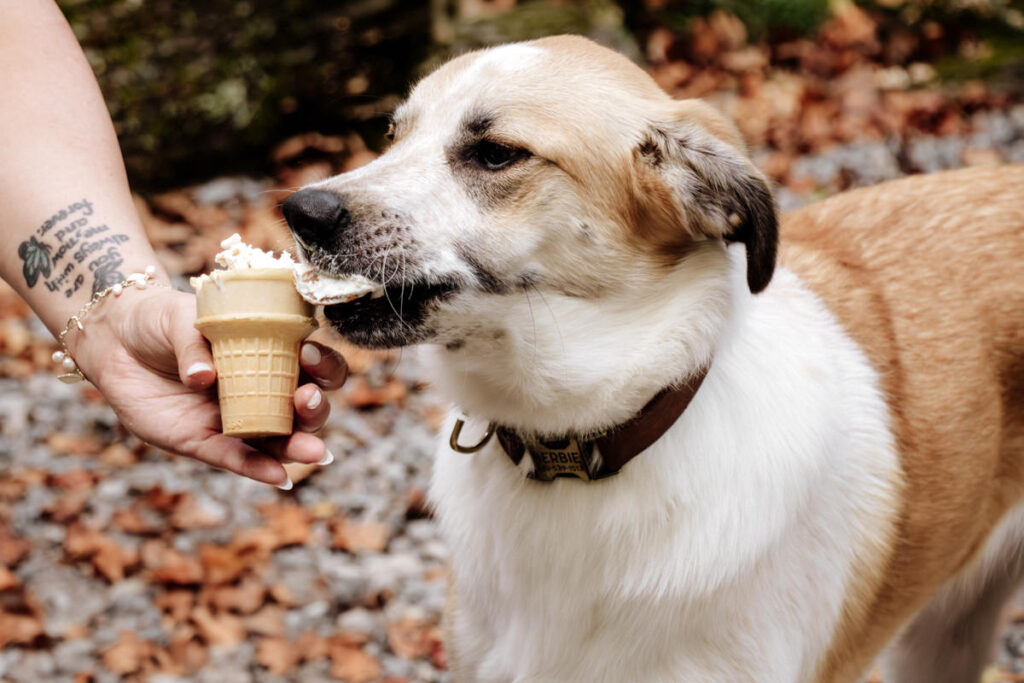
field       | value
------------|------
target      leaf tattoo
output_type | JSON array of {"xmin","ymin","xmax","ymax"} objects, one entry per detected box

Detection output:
[{"xmin": 18, "ymin": 237, "xmax": 52, "ymax": 288}]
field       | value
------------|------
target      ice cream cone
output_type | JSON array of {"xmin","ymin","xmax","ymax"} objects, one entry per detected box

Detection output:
[{"xmin": 194, "ymin": 269, "xmax": 317, "ymax": 438}]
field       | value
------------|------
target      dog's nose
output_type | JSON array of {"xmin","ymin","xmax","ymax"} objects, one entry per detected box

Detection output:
[{"xmin": 282, "ymin": 189, "xmax": 350, "ymax": 248}]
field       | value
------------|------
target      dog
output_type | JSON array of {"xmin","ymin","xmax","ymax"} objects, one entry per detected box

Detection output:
[{"xmin": 282, "ymin": 35, "xmax": 1024, "ymax": 682}]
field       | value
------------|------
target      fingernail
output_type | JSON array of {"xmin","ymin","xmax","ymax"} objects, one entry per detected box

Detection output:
[
  {"xmin": 301, "ymin": 343, "xmax": 321, "ymax": 366},
  {"xmin": 318, "ymin": 449, "xmax": 335, "ymax": 466},
  {"xmin": 306, "ymin": 389, "xmax": 322, "ymax": 410},
  {"xmin": 277, "ymin": 476, "xmax": 294, "ymax": 491},
  {"xmin": 186, "ymin": 362, "xmax": 214, "ymax": 378}
]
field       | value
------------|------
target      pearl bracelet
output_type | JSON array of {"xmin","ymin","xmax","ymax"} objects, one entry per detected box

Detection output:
[{"xmin": 53, "ymin": 266, "xmax": 165, "ymax": 384}]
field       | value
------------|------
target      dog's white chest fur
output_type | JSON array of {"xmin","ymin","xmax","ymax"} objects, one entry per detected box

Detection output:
[{"xmin": 429, "ymin": 257, "xmax": 900, "ymax": 682}]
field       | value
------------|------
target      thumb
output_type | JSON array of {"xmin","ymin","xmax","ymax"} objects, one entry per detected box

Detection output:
[{"xmin": 168, "ymin": 305, "xmax": 216, "ymax": 390}]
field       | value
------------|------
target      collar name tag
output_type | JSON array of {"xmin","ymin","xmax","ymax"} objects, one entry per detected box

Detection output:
[{"xmin": 526, "ymin": 437, "xmax": 596, "ymax": 481}]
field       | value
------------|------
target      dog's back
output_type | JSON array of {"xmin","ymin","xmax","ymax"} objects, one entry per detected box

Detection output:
[{"xmin": 781, "ymin": 165, "xmax": 1024, "ymax": 680}]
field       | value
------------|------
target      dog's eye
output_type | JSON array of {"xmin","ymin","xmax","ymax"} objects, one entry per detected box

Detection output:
[{"xmin": 472, "ymin": 140, "xmax": 527, "ymax": 171}]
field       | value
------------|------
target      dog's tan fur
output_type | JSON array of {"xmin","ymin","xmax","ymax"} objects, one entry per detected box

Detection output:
[{"xmin": 778, "ymin": 166, "xmax": 1024, "ymax": 680}]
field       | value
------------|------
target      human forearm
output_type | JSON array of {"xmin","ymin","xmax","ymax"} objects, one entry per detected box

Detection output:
[{"xmin": 0, "ymin": 0, "xmax": 168, "ymax": 336}]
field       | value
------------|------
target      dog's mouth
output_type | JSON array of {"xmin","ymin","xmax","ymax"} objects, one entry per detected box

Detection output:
[{"xmin": 322, "ymin": 278, "xmax": 459, "ymax": 348}]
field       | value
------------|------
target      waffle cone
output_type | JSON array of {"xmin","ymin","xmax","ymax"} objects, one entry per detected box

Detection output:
[{"xmin": 194, "ymin": 269, "xmax": 316, "ymax": 438}]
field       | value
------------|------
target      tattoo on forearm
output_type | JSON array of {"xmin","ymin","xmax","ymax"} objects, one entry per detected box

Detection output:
[{"xmin": 18, "ymin": 199, "xmax": 128, "ymax": 298}]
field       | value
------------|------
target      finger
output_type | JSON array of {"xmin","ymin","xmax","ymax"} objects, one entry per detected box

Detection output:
[
  {"xmin": 168, "ymin": 310, "xmax": 216, "ymax": 391},
  {"xmin": 294, "ymin": 383, "xmax": 330, "ymax": 433},
  {"xmin": 299, "ymin": 342, "xmax": 348, "ymax": 390},
  {"xmin": 190, "ymin": 433, "xmax": 292, "ymax": 488},
  {"xmin": 248, "ymin": 431, "xmax": 331, "ymax": 466}
]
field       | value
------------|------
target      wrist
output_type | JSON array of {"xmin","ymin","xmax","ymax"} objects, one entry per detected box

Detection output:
[{"xmin": 58, "ymin": 266, "xmax": 169, "ymax": 384}]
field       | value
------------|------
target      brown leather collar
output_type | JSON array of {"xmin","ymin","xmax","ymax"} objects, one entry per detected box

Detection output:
[{"xmin": 449, "ymin": 367, "xmax": 709, "ymax": 482}]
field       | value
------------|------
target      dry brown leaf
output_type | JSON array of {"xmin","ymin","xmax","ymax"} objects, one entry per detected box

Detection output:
[
  {"xmin": 64, "ymin": 522, "xmax": 106, "ymax": 558},
  {"xmin": 169, "ymin": 494, "xmax": 220, "ymax": 530},
  {"xmin": 0, "ymin": 524, "xmax": 31, "ymax": 566},
  {"xmin": 155, "ymin": 590, "xmax": 194, "ymax": 624},
  {"xmin": 207, "ymin": 575, "xmax": 266, "ymax": 614},
  {"xmin": 48, "ymin": 468, "xmax": 97, "ymax": 492},
  {"xmin": 245, "ymin": 604, "xmax": 286, "ymax": 637},
  {"xmin": 101, "ymin": 630, "xmax": 151, "ymax": 675},
  {"xmin": 92, "ymin": 542, "xmax": 139, "ymax": 583},
  {"xmin": 44, "ymin": 491, "xmax": 89, "ymax": 523},
  {"xmin": 387, "ymin": 616, "xmax": 442, "ymax": 660},
  {"xmin": 0, "ymin": 569, "xmax": 26, "ymax": 595},
  {"xmin": 0, "ymin": 612, "xmax": 43, "ymax": 648},
  {"xmin": 167, "ymin": 631, "xmax": 208, "ymax": 674},
  {"xmin": 46, "ymin": 433, "xmax": 102, "ymax": 456},
  {"xmin": 258, "ymin": 502, "xmax": 312, "ymax": 548},
  {"xmin": 98, "ymin": 443, "xmax": 137, "ymax": 467},
  {"xmin": 191, "ymin": 605, "xmax": 246, "ymax": 647},
  {"xmin": 329, "ymin": 644, "xmax": 381, "ymax": 683},
  {"xmin": 255, "ymin": 636, "xmax": 302, "ymax": 675},
  {"xmin": 112, "ymin": 507, "xmax": 158, "ymax": 535},
  {"xmin": 296, "ymin": 630, "xmax": 330, "ymax": 661},
  {"xmin": 0, "ymin": 319, "xmax": 31, "ymax": 356},
  {"xmin": 268, "ymin": 582, "xmax": 299, "ymax": 607},
  {"xmin": 142, "ymin": 541, "xmax": 204, "ymax": 585},
  {"xmin": 344, "ymin": 376, "xmax": 409, "ymax": 409},
  {"xmin": 199, "ymin": 543, "xmax": 253, "ymax": 585},
  {"xmin": 332, "ymin": 518, "xmax": 392, "ymax": 554},
  {"xmin": 63, "ymin": 623, "xmax": 90, "ymax": 641}
]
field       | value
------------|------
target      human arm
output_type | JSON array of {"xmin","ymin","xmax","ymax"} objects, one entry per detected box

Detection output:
[{"xmin": 0, "ymin": 0, "xmax": 343, "ymax": 487}]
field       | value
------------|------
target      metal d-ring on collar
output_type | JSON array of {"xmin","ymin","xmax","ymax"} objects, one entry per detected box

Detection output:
[{"xmin": 449, "ymin": 418, "xmax": 496, "ymax": 453}]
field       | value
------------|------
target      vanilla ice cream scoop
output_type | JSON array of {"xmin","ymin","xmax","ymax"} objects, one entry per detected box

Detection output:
[{"xmin": 293, "ymin": 262, "xmax": 384, "ymax": 305}]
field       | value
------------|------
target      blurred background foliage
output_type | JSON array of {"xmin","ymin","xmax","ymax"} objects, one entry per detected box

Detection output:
[{"xmin": 57, "ymin": 0, "xmax": 1024, "ymax": 189}]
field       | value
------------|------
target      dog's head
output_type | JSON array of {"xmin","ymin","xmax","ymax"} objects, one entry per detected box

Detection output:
[{"xmin": 284, "ymin": 35, "xmax": 777, "ymax": 349}]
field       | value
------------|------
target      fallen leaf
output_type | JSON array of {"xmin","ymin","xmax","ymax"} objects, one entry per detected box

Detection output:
[
  {"xmin": 0, "ymin": 565, "xmax": 23, "ymax": 591},
  {"xmin": 112, "ymin": 506, "xmax": 159, "ymax": 535},
  {"xmin": 257, "ymin": 502, "xmax": 312, "ymax": 548},
  {"xmin": 296, "ymin": 630, "xmax": 330, "ymax": 660},
  {"xmin": 155, "ymin": 590, "xmax": 194, "ymax": 624},
  {"xmin": 206, "ymin": 575, "xmax": 266, "ymax": 614},
  {"xmin": 332, "ymin": 518, "xmax": 392, "ymax": 553},
  {"xmin": 344, "ymin": 376, "xmax": 408, "ymax": 409},
  {"xmin": 48, "ymin": 468, "xmax": 97, "ymax": 492},
  {"xmin": 268, "ymin": 582, "xmax": 299, "ymax": 607},
  {"xmin": 46, "ymin": 433, "xmax": 102, "ymax": 456},
  {"xmin": 255, "ymin": 636, "xmax": 301, "ymax": 675},
  {"xmin": 199, "ymin": 543, "xmax": 252, "ymax": 585},
  {"xmin": 0, "ymin": 612, "xmax": 43, "ymax": 648},
  {"xmin": 387, "ymin": 616, "xmax": 442, "ymax": 659},
  {"xmin": 329, "ymin": 644, "xmax": 381, "ymax": 683},
  {"xmin": 101, "ymin": 630, "xmax": 151, "ymax": 675},
  {"xmin": 0, "ymin": 524, "xmax": 31, "ymax": 566},
  {"xmin": 191, "ymin": 606, "xmax": 246, "ymax": 647},
  {"xmin": 44, "ymin": 491, "xmax": 89, "ymax": 522},
  {"xmin": 98, "ymin": 443, "xmax": 137, "ymax": 467},
  {"xmin": 92, "ymin": 541, "xmax": 139, "ymax": 583},
  {"xmin": 169, "ymin": 493, "xmax": 220, "ymax": 530},
  {"xmin": 142, "ymin": 541, "xmax": 204, "ymax": 585},
  {"xmin": 244, "ymin": 604, "xmax": 286, "ymax": 637}
]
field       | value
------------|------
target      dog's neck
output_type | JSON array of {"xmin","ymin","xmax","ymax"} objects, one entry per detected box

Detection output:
[{"xmin": 427, "ymin": 243, "xmax": 739, "ymax": 436}]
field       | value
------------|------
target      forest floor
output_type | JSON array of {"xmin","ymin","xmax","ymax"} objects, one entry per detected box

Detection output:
[{"xmin": 2, "ymin": 3, "xmax": 1024, "ymax": 681}]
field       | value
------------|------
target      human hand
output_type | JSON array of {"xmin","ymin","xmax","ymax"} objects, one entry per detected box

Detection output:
[{"xmin": 68, "ymin": 286, "xmax": 347, "ymax": 487}]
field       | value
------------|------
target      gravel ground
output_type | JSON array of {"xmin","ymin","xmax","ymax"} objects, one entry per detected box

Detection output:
[{"xmin": 2, "ymin": 106, "xmax": 1024, "ymax": 682}]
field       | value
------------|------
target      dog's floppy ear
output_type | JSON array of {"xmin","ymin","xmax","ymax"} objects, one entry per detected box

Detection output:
[{"xmin": 634, "ymin": 100, "xmax": 778, "ymax": 293}]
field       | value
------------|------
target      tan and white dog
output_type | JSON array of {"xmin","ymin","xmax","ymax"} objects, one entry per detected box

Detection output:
[{"xmin": 282, "ymin": 36, "xmax": 1024, "ymax": 682}]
